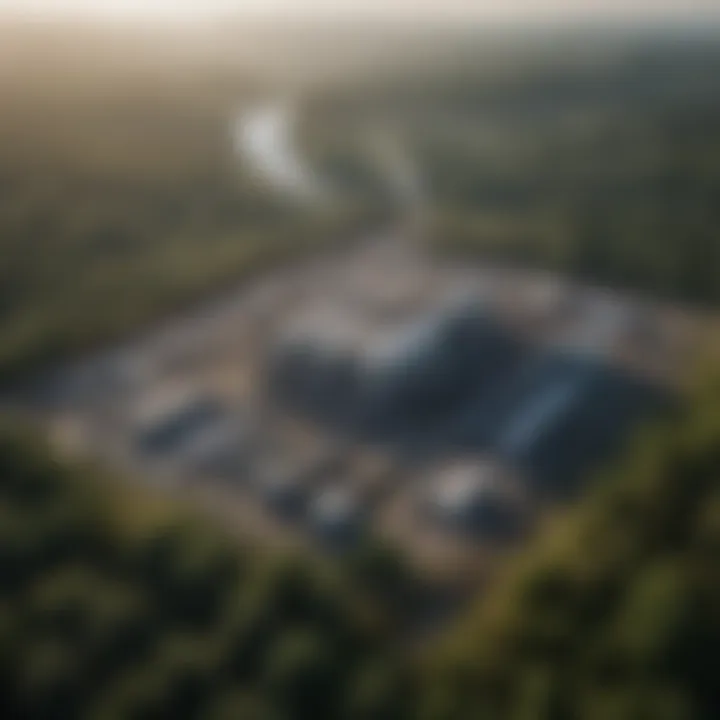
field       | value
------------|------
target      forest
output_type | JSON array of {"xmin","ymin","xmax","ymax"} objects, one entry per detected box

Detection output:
[
  {"xmin": 3, "ymin": 26, "xmax": 720, "ymax": 383},
  {"xmin": 1, "ymin": 355, "xmax": 718, "ymax": 719},
  {"xmin": 0, "ymin": 421, "xmax": 412, "ymax": 719},
  {"xmin": 0, "ymin": 30, "xmax": 377, "ymax": 382},
  {"xmin": 303, "ymin": 30, "xmax": 720, "ymax": 305}
]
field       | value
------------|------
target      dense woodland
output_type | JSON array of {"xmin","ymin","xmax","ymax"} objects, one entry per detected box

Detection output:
[
  {"xmin": 0, "ymin": 423, "xmax": 414, "ymax": 719},
  {"xmin": 305, "ymin": 31, "xmax": 720, "ymax": 305},
  {"xmin": 1, "ymin": 359, "xmax": 718, "ymax": 719},
  {"xmin": 2, "ymin": 28, "xmax": 719, "ymax": 382},
  {"xmin": 425, "ymin": 360, "xmax": 720, "ymax": 719},
  {"xmin": 0, "ymin": 37, "xmax": 376, "ymax": 382}
]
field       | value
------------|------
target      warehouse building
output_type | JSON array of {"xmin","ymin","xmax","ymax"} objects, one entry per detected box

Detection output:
[
  {"xmin": 268, "ymin": 295, "xmax": 524, "ymax": 447},
  {"xmin": 492, "ymin": 352, "xmax": 670, "ymax": 498}
]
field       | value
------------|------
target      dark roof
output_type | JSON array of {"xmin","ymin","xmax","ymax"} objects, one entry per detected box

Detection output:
[{"xmin": 491, "ymin": 352, "xmax": 670, "ymax": 497}]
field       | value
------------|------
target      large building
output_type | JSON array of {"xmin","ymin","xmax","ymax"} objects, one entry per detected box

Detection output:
[
  {"xmin": 491, "ymin": 352, "xmax": 669, "ymax": 497},
  {"xmin": 267, "ymin": 296, "xmax": 669, "ymax": 503},
  {"xmin": 268, "ymin": 294, "xmax": 524, "ymax": 448}
]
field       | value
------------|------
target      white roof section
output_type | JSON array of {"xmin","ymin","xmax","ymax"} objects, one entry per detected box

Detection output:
[
  {"xmin": 276, "ymin": 288, "xmax": 491, "ymax": 370},
  {"xmin": 427, "ymin": 459, "xmax": 515, "ymax": 515}
]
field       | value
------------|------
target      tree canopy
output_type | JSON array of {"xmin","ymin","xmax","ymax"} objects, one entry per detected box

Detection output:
[{"xmin": 424, "ymin": 364, "xmax": 720, "ymax": 719}]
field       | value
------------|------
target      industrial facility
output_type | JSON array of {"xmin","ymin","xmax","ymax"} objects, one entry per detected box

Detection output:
[{"xmin": 34, "ymin": 230, "xmax": 697, "ymax": 581}]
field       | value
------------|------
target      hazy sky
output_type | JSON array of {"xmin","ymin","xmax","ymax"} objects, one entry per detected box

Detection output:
[{"xmin": 1, "ymin": 0, "xmax": 719, "ymax": 21}]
